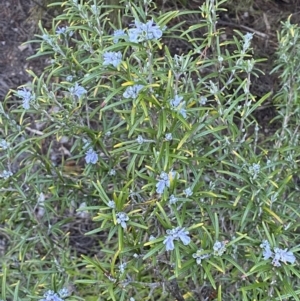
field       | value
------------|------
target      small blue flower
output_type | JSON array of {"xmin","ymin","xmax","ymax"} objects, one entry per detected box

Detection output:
[
  {"xmin": 163, "ymin": 234, "xmax": 175, "ymax": 251},
  {"xmin": 149, "ymin": 235, "xmax": 156, "ymax": 241},
  {"xmin": 123, "ymin": 84, "xmax": 144, "ymax": 99},
  {"xmin": 262, "ymin": 246, "xmax": 273, "ymax": 260},
  {"xmin": 170, "ymin": 95, "xmax": 187, "ymax": 118},
  {"xmin": 0, "ymin": 170, "xmax": 13, "ymax": 179},
  {"xmin": 118, "ymin": 262, "xmax": 127, "ymax": 274},
  {"xmin": 85, "ymin": 148, "xmax": 98, "ymax": 164},
  {"xmin": 136, "ymin": 135, "xmax": 144, "ymax": 144},
  {"xmin": 163, "ymin": 226, "xmax": 191, "ymax": 251},
  {"xmin": 58, "ymin": 287, "xmax": 70, "ymax": 298},
  {"xmin": 66, "ymin": 75, "xmax": 73, "ymax": 82},
  {"xmin": 16, "ymin": 87, "xmax": 35, "ymax": 109},
  {"xmin": 250, "ymin": 163, "xmax": 260, "ymax": 174},
  {"xmin": 183, "ymin": 187, "xmax": 193, "ymax": 197},
  {"xmin": 128, "ymin": 19, "xmax": 163, "ymax": 43},
  {"xmin": 39, "ymin": 290, "xmax": 63, "ymax": 301},
  {"xmin": 243, "ymin": 32, "xmax": 253, "ymax": 52},
  {"xmin": 174, "ymin": 227, "xmax": 191, "ymax": 245},
  {"xmin": 262, "ymin": 243, "xmax": 296, "ymax": 267},
  {"xmin": 68, "ymin": 82, "xmax": 87, "ymax": 98},
  {"xmin": 169, "ymin": 194, "xmax": 178, "ymax": 205},
  {"xmin": 170, "ymin": 95, "xmax": 183, "ymax": 107},
  {"xmin": 103, "ymin": 51, "xmax": 122, "ymax": 67},
  {"xmin": 108, "ymin": 168, "xmax": 116, "ymax": 176},
  {"xmin": 213, "ymin": 240, "xmax": 227, "ymax": 256},
  {"xmin": 192, "ymin": 249, "xmax": 210, "ymax": 265},
  {"xmin": 165, "ymin": 133, "xmax": 173, "ymax": 141},
  {"xmin": 0, "ymin": 139, "xmax": 10, "ymax": 150},
  {"xmin": 113, "ymin": 29, "xmax": 126, "ymax": 43},
  {"xmin": 260, "ymin": 240, "xmax": 273, "ymax": 260},
  {"xmin": 116, "ymin": 212, "xmax": 129, "ymax": 229},
  {"xmin": 178, "ymin": 107, "xmax": 187, "ymax": 118},
  {"xmin": 108, "ymin": 200, "xmax": 116, "ymax": 209},
  {"xmin": 56, "ymin": 26, "xmax": 67, "ymax": 35},
  {"xmin": 272, "ymin": 248, "xmax": 296, "ymax": 267},
  {"xmin": 156, "ymin": 171, "xmax": 178, "ymax": 194},
  {"xmin": 156, "ymin": 171, "xmax": 169, "ymax": 194},
  {"xmin": 199, "ymin": 96, "xmax": 207, "ymax": 105}
]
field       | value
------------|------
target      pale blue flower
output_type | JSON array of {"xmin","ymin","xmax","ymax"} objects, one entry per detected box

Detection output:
[
  {"xmin": 276, "ymin": 248, "xmax": 295, "ymax": 265},
  {"xmin": 113, "ymin": 29, "xmax": 126, "ymax": 43},
  {"xmin": 103, "ymin": 51, "xmax": 122, "ymax": 67},
  {"xmin": 271, "ymin": 247, "xmax": 295, "ymax": 267},
  {"xmin": 170, "ymin": 95, "xmax": 187, "ymax": 118},
  {"xmin": 170, "ymin": 95, "xmax": 183, "ymax": 107},
  {"xmin": 39, "ymin": 290, "xmax": 63, "ymax": 301},
  {"xmin": 16, "ymin": 87, "xmax": 35, "ymax": 109},
  {"xmin": 58, "ymin": 287, "xmax": 70, "ymax": 298},
  {"xmin": 105, "ymin": 131, "xmax": 112, "ymax": 137},
  {"xmin": 108, "ymin": 169, "xmax": 116, "ymax": 176},
  {"xmin": 178, "ymin": 107, "xmax": 187, "ymax": 118},
  {"xmin": 174, "ymin": 227, "xmax": 191, "ymax": 245},
  {"xmin": 260, "ymin": 240, "xmax": 270, "ymax": 249},
  {"xmin": 123, "ymin": 84, "xmax": 144, "ymax": 99},
  {"xmin": 213, "ymin": 240, "xmax": 227, "ymax": 256},
  {"xmin": 199, "ymin": 96, "xmax": 207, "ymax": 105},
  {"xmin": 169, "ymin": 194, "xmax": 178, "ymax": 205},
  {"xmin": 85, "ymin": 148, "xmax": 98, "ymax": 164},
  {"xmin": 156, "ymin": 171, "xmax": 170, "ymax": 194},
  {"xmin": 163, "ymin": 226, "xmax": 191, "ymax": 251},
  {"xmin": 136, "ymin": 135, "xmax": 144, "ymax": 144},
  {"xmin": 163, "ymin": 234, "xmax": 175, "ymax": 251},
  {"xmin": 128, "ymin": 29, "xmax": 139, "ymax": 43},
  {"xmin": 56, "ymin": 26, "xmax": 67, "ymax": 35},
  {"xmin": 0, "ymin": 139, "xmax": 9, "ymax": 150},
  {"xmin": 165, "ymin": 133, "xmax": 173, "ymax": 141},
  {"xmin": 0, "ymin": 170, "xmax": 13, "ymax": 179},
  {"xmin": 262, "ymin": 246, "xmax": 273, "ymax": 260},
  {"xmin": 128, "ymin": 19, "xmax": 162, "ymax": 43},
  {"xmin": 66, "ymin": 75, "xmax": 73, "ymax": 82},
  {"xmin": 183, "ymin": 187, "xmax": 193, "ymax": 197},
  {"xmin": 149, "ymin": 235, "xmax": 156, "ymax": 241},
  {"xmin": 193, "ymin": 249, "xmax": 210, "ymax": 265},
  {"xmin": 243, "ymin": 32, "xmax": 253, "ymax": 52},
  {"xmin": 116, "ymin": 212, "xmax": 129, "ymax": 229},
  {"xmin": 260, "ymin": 240, "xmax": 273, "ymax": 260},
  {"xmin": 251, "ymin": 163, "xmax": 260, "ymax": 173},
  {"xmin": 118, "ymin": 262, "xmax": 126, "ymax": 273},
  {"xmin": 108, "ymin": 200, "xmax": 116, "ymax": 209},
  {"xmin": 68, "ymin": 82, "xmax": 87, "ymax": 98}
]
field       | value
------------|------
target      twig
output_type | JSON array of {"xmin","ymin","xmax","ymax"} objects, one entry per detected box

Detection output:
[
  {"xmin": 25, "ymin": 127, "xmax": 44, "ymax": 136},
  {"xmin": 217, "ymin": 20, "xmax": 271, "ymax": 39}
]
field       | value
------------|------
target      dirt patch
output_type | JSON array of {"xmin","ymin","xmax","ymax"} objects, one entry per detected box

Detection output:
[{"xmin": 0, "ymin": 0, "xmax": 53, "ymax": 99}]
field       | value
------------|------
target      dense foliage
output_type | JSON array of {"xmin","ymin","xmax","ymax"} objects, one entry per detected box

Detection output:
[{"xmin": 1, "ymin": 0, "xmax": 300, "ymax": 300}]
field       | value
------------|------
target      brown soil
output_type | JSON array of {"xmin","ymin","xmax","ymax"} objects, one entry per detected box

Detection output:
[{"xmin": 0, "ymin": 0, "xmax": 54, "ymax": 99}]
